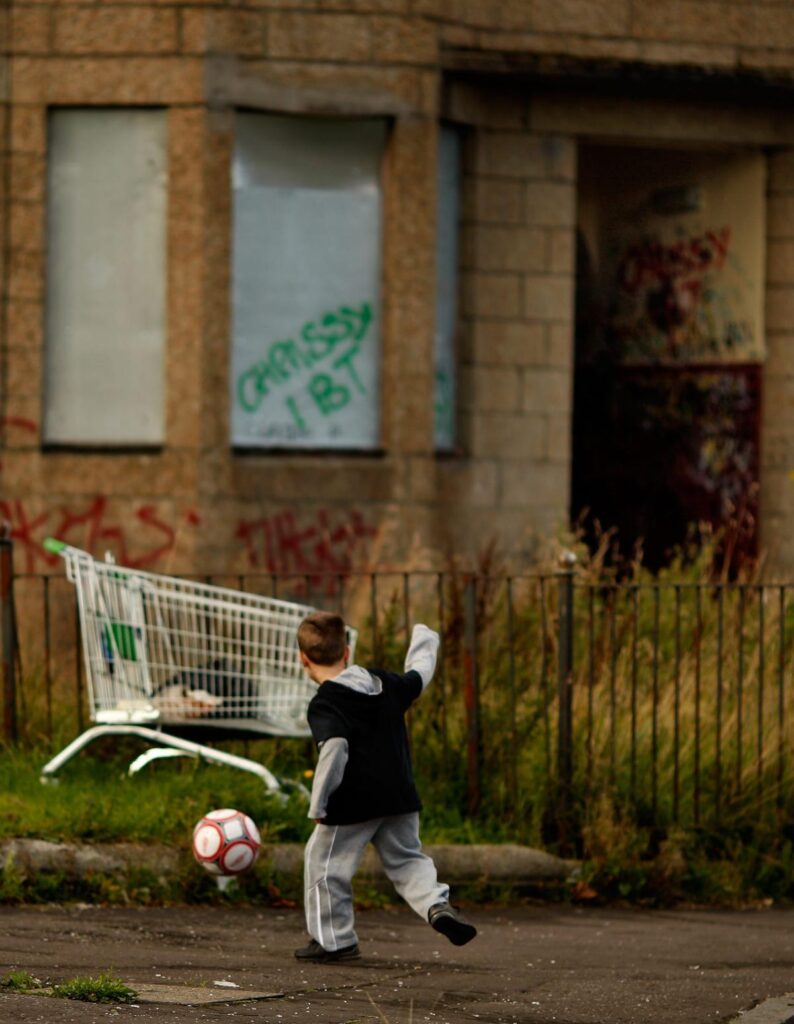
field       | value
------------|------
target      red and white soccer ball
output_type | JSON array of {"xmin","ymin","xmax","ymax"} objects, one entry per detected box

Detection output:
[{"xmin": 192, "ymin": 809, "xmax": 261, "ymax": 876}]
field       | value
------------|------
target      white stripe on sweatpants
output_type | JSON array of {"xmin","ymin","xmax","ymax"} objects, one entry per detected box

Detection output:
[{"xmin": 314, "ymin": 825, "xmax": 338, "ymax": 950}]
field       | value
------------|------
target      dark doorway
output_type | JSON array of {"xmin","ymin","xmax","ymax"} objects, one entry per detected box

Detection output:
[{"xmin": 571, "ymin": 144, "xmax": 764, "ymax": 570}]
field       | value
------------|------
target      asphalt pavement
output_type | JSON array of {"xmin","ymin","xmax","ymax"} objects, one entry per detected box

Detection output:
[{"xmin": 1, "ymin": 903, "xmax": 793, "ymax": 1024}]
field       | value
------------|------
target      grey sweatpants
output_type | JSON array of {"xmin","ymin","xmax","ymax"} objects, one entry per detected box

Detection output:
[{"xmin": 303, "ymin": 812, "xmax": 449, "ymax": 951}]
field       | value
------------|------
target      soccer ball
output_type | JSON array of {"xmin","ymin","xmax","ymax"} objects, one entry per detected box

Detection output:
[{"xmin": 192, "ymin": 809, "xmax": 261, "ymax": 876}]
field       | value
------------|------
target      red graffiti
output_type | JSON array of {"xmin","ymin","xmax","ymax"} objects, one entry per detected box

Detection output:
[
  {"xmin": 618, "ymin": 227, "xmax": 732, "ymax": 342},
  {"xmin": 1, "ymin": 417, "xmax": 38, "ymax": 434},
  {"xmin": 1, "ymin": 500, "xmax": 50, "ymax": 570},
  {"xmin": 236, "ymin": 508, "xmax": 377, "ymax": 581},
  {"xmin": 0, "ymin": 417, "xmax": 38, "ymax": 475},
  {"xmin": 0, "ymin": 496, "xmax": 200, "ymax": 573},
  {"xmin": 620, "ymin": 228, "xmax": 731, "ymax": 294},
  {"xmin": 0, "ymin": 412, "xmax": 201, "ymax": 570}
]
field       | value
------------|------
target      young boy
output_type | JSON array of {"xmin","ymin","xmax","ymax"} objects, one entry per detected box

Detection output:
[{"xmin": 294, "ymin": 610, "xmax": 477, "ymax": 963}]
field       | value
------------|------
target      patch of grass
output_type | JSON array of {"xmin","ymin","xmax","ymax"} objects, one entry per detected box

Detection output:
[
  {"xmin": 0, "ymin": 744, "xmax": 314, "ymax": 846},
  {"xmin": 566, "ymin": 795, "xmax": 794, "ymax": 907},
  {"xmin": 50, "ymin": 973, "xmax": 136, "ymax": 1004},
  {"xmin": 0, "ymin": 743, "xmax": 513, "ymax": 850},
  {"xmin": 1, "ymin": 970, "xmax": 42, "ymax": 992}
]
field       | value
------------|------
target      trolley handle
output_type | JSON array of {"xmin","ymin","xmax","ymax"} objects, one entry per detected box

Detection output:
[
  {"xmin": 43, "ymin": 537, "xmax": 74, "ymax": 582},
  {"xmin": 43, "ymin": 538, "xmax": 131, "ymax": 582},
  {"xmin": 43, "ymin": 537, "xmax": 97, "ymax": 585}
]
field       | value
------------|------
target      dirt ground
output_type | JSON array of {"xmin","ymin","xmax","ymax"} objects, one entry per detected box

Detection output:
[{"xmin": 1, "ymin": 903, "xmax": 793, "ymax": 1024}]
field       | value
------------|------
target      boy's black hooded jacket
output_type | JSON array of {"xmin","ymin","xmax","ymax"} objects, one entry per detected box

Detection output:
[{"xmin": 306, "ymin": 668, "xmax": 423, "ymax": 826}]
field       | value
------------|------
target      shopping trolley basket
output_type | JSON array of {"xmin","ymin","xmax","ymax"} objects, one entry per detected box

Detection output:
[{"xmin": 40, "ymin": 540, "xmax": 357, "ymax": 791}]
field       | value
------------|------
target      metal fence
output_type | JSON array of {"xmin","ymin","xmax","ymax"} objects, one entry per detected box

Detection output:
[{"xmin": 2, "ymin": 537, "xmax": 793, "ymax": 846}]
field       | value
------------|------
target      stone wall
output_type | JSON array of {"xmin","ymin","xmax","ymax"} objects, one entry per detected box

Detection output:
[
  {"xmin": 452, "ymin": 108, "xmax": 576, "ymax": 557},
  {"xmin": 425, "ymin": 0, "xmax": 794, "ymax": 73}
]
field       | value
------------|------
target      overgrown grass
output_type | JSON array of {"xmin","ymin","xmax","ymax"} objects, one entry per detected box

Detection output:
[{"xmin": 355, "ymin": 531, "xmax": 794, "ymax": 904}]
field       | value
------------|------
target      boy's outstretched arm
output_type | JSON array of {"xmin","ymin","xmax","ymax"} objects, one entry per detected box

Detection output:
[
  {"xmin": 308, "ymin": 738, "xmax": 348, "ymax": 821},
  {"xmin": 404, "ymin": 623, "xmax": 440, "ymax": 691}
]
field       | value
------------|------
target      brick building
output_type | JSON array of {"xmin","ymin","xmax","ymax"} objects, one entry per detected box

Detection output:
[{"xmin": 1, "ymin": 1, "xmax": 794, "ymax": 578}]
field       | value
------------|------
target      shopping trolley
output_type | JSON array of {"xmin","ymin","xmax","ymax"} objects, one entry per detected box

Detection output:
[{"xmin": 40, "ymin": 540, "xmax": 356, "ymax": 791}]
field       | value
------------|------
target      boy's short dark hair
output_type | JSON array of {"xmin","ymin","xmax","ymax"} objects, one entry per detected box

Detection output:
[{"xmin": 297, "ymin": 611, "xmax": 347, "ymax": 666}]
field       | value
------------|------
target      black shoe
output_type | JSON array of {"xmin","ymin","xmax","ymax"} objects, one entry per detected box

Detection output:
[
  {"xmin": 428, "ymin": 902, "xmax": 477, "ymax": 946},
  {"xmin": 294, "ymin": 938, "xmax": 361, "ymax": 963}
]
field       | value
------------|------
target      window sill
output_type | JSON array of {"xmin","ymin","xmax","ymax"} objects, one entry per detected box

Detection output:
[
  {"xmin": 231, "ymin": 446, "xmax": 387, "ymax": 459},
  {"xmin": 40, "ymin": 445, "xmax": 165, "ymax": 456}
]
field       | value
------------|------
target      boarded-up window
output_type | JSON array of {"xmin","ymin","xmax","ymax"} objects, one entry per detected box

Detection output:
[
  {"xmin": 44, "ymin": 109, "xmax": 167, "ymax": 445},
  {"xmin": 434, "ymin": 125, "xmax": 460, "ymax": 452},
  {"xmin": 231, "ymin": 113, "xmax": 386, "ymax": 450}
]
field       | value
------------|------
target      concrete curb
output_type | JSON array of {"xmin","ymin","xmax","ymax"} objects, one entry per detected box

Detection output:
[{"xmin": 0, "ymin": 838, "xmax": 576, "ymax": 885}]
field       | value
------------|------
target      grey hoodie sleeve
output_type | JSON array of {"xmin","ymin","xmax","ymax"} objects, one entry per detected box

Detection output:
[
  {"xmin": 404, "ymin": 623, "xmax": 440, "ymax": 691},
  {"xmin": 308, "ymin": 737, "xmax": 349, "ymax": 820}
]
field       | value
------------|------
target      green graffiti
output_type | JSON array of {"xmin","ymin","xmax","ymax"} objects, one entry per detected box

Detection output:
[
  {"xmin": 301, "ymin": 304, "xmax": 371, "ymax": 360},
  {"xmin": 285, "ymin": 396, "xmax": 307, "ymax": 431},
  {"xmin": 310, "ymin": 374, "xmax": 350, "ymax": 416},
  {"xmin": 332, "ymin": 346, "xmax": 367, "ymax": 396},
  {"xmin": 238, "ymin": 303, "xmax": 371, "ymax": 414},
  {"xmin": 238, "ymin": 358, "xmax": 290, "ymax": 413}
]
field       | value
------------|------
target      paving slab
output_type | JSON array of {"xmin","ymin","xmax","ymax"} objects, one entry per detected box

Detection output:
[
  {"xmin": 730, "ymin": 994, "xmax": 794, "ymax": 1024},
  {"xmin": 132, "ymin": 983, "xmax": 283, "ymax": 1004},
  {"xmin": 1, "ymin": 904, "xmax": 794, "ymax": 1024}
]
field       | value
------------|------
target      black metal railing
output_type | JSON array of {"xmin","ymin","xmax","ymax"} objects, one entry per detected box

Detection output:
[{"xmin": 2, "ymin": 544, "xmax": 793, "ymax": 844}]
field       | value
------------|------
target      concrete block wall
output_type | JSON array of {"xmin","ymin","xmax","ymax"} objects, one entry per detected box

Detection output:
[
  {"xmin": 442, "ymin": 107, "xmax": 576, "ymax": 557},
  {"xmin": 2, "ymin": 0, "xmax": 794, "ymax": 580},
  {"xmin": 0, "ymin": 3, "xmax": 10, "ymax": 443}
]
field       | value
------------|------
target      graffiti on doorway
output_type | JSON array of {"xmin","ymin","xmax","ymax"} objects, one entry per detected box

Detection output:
[{"xmin": 608, "ymin": 226, "xmax": 756, "ymax": 363}]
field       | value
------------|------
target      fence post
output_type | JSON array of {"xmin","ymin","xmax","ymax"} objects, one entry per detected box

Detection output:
[
  {"xmin": 0, "ymin": 527, "xmax": 17, "ymax": 744},
  {"xmin": 556, "ymin": 550, "xmax": 577, "ymax": 849},
  {"xmin": 463, "ymin": 575, "xmax": 481, "ymax": 817}
]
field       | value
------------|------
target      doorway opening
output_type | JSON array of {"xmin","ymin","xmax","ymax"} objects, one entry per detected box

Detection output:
[{"xmin": 571, "ymin": 143, "xmax": 765, "ymax": 572}]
